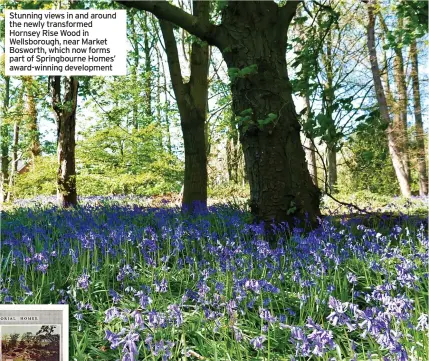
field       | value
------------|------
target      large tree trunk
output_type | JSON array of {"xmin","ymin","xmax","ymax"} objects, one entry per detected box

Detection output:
[
  {"xmin": 220, "ymin": 2, "xmax": 320, "ymax": 225},
  {"xmin": 159, "ymin": 0, "xmax": 209, "ymax": 212},
  {"xmin": 410, "ymin": 39, "xmax": 428, "ymax": 196},
  {"xmin": 366, "ymin": 0, "xmax": 411, "ymax": 197},
  {"xmin": 50, "ymin": 76, "xmax": 79, "ymax": 208}
]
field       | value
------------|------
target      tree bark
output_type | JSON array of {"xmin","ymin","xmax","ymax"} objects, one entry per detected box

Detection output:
[
  {"xmin": 410, "ymin": 39, "xmax": 428, "ymax": 196},
  {"xmin": 159, "ymin": 0, "xmax": 209, "ymax": 212},
  {"xmin": 50, "ymin": 76, "xmax": 79, "ymax": 208},
  {"xmin": 219, "ymin": 2, "xmax": 320, "ymax": 225},
  {"xmin": 366, "ymin": 0, "xmax": 411, "ymax": 197}
]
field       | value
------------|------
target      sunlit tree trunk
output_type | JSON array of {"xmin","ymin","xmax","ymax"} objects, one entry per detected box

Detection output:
[
  {"xmin": 226, "ymin": 113, "xmax": 243, "ymax": 184},
  {"xmin": 322, "ymin": 31, "xmax": 337, "ymax": 192},
  {"xmin": 304, "ymin": 91, "xmax": 318, "ymax": 188},
  {"xmin": 1, "ymin": 76, "xmax": 11, "ymax": 203},
  {"xmin": 143, "ymin": 13, "xmax": 152, "ymax": 119},
  {"xmin": 50, "ymin": 76, "xmax": 79, "ymax": 208},
  {"xmin": 129, "ymin": 11, "xmax": 140, "ymax": 130},
  {"xmin": 410, "ymin": 39, "xmax": 428, "ymax": 196},
  {"xmin": 392, "ymin": 19, "xmax": 410, "ymax": 185},
  {"xmin": 6, "ymin": 83, "xmax": 24, "ymax": 202},
  {"xmin": 159, "ymin": 1, "xmax": 209, "ymax": 211},
  {"xmin": 24, "ymin": 77, "xmax": 41, "ymax": 166},
  {"xmin": 366, "ymin": 0, "xmax": 411, "ymax": 197},
  {"xmin": 6, "ymin": 121, "xmax": 19, "ymax": 202}
]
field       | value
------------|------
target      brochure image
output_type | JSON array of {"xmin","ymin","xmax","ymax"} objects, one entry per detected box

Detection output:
[
  {"xmin": 1, "ymin": 325, "xmax": 60, "ymax": 361},
  {"xmin": 0, "ymin": 306, "xmax": 68, "ymax": 361}
]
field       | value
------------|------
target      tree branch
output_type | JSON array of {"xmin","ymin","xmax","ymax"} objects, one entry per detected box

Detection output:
[
  {"xmin": 117, "ymin": 0, "xmax": 224, "ymax": 48},
  {"xmin": 280, "ymin": 0, "xmax": 302, "ymax": 27},
  {"xmin": 159, "ymin": 20, "xmax": 189, "ymax": 115}
]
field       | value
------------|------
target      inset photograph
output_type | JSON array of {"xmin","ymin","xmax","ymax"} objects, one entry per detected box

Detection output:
[{"xmin": 1, "ymin": 325, "xmax": 60, "ymax": 361}]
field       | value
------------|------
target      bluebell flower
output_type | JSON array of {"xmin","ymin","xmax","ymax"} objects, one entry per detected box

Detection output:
[
  {"xmin": 77, "ymin": 272, "xmax": 90, "ymax": 290},
  {"xmin": 250, "ymin": 335, "xmax": 266, "ymax": 350},
  {"xmin": 259, "ymin": 308, "xmax": 276, "ymax": 324},
  {"xmin": 154, "ymin": 278, "xmax": 168, "ymax": 293},
  {"xmin": 105, "ymin": 307, "xmax": 120, "ymax": 323},
  {"xmin": 347, "ymin": 272, "xmax": 358, "ymax": 286},
  {"xmin": 416, "ymin": 314, "xmax": 428, "ymax": 331}
]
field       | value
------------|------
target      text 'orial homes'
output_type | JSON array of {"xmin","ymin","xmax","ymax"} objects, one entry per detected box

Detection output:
[{"xmin": 5, "ymin": 10, "xmax": 127, "ymax": 76}]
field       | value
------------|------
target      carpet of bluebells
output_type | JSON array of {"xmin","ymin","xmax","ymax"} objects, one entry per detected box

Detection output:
[{"xmin": 1, "ymin": 198, "xmax": 428, "ymax": 361}]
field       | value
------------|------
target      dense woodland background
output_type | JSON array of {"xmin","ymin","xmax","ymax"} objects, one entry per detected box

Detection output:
[{"xmin": 0, "ymin": 0, "xmax": 428, "ymax": 214}]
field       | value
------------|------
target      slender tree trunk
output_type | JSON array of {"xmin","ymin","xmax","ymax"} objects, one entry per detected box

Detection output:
[
  {"xmin": 5, "ymin": 83, "xmax": 25, "ymax": 202},
  {"xmin": 1, "ymin": 76, "xmax": 11, "ymax": 203},
  {"xmin": 164, "ymin": 75, "xmax": 172, "ymax": 154},
  {"xmin": 322, "ymin": 31, "xmax": 337, "ymax": 192},
  {"xmin": 303, "ymin": 92, "xmax": 318, "ymax": 188},
  {"xmin": 156, "ymin": 49, "xmax": 163, "ymax": 148},
  {"xmin": 159, "ymin": 0, "xmax": 209, "ymax": 211},
  {"xmin": 5, "ymin": 121, "xmax": 19, "ymax": 202},
  {"xmin": 220, "ymin": 2, "xmax": 320, "ymax": 225},
  {"xmin": 129, "ymin": 11, "xmax": 140, "ymax": 130},
  {"xmin": 327, "ymin": 147, "xmax": 337, "ymax": 191},
  {"xmin": 205, "ymin": 94, "xmax": 211, "ymax": 158},
  {"xmin": 392, "ymin": 28, "xmax": 411, "ymax": 185},
  {"xmin": 24, "ymin": 77, "xmax": 41, "ymax": 165},
  {"xmin": 304, "ymin": 137, "xmax": 318, "ymax": 188},
  {"xmin": 50, "ymin": 76, "xmax": 79, "ymax": 207},
  {"xmin": 144, "ymin": 13, "xmax": 152, "ymax": 119},
  {"xmin": 410, "ymin": 39, "xmax": 428, "ymax": 196},
  {"xmin": 226, "ymin": 113, "xmax": 242, "ymax": 184},
  {"xmin": 156, "ymin": 44, "xmax": 173, "ymax": 153},
  {"xmin": 366, "ymin": 0, "xmax": 411, "ymax": 197},
  {"xmin": 297, "ymin": 5, "xmax": 318, "ymax": 189}
]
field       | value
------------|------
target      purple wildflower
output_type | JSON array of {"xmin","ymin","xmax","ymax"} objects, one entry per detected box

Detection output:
[{"xmin": 250, "ymin": 335, "xmax": 266, "ymax": 350}]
